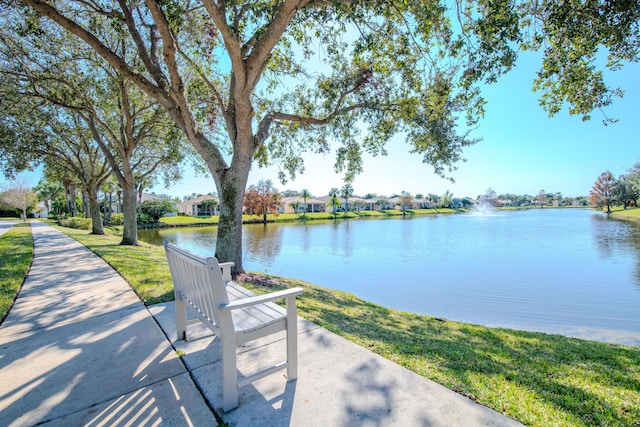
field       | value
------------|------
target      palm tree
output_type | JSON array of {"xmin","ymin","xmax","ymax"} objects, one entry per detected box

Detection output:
[
  {"xmin": 328, "ymin": 188, "xmax": 340, "ymax": 217},
  {"xmin": 428, "ymin": 193, "xmax": 440, "ymax": 210},
  {"xmin": 201, "ymin": 198, "xmax": 219, "ymax": 216},
  {"xmin": 440, "ymin": 190, "xmax": 453, "ymax": 209},
  {"xmin": 340, "ymin": 184, "xmax": 353, "ymax": 217},
  {"xmin": 376, "ymin": 197, "xmax": 390, "ymax": 211},
  {"xmin": 34, "ymin": 178, "xmax": 63, "ymax": 218},
  {"xmin": 300, "ymin": 188, "xmax": 311, "ymax": 216}
]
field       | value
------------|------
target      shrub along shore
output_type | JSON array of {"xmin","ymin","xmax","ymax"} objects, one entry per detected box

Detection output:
[{"xmin": 2, "ymin": 216, "xmax": 640, "ymax": 426}]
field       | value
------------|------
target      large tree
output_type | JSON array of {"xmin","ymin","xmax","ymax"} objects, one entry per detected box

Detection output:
[
  {"xmin": 0, "ymin": 20, "xmax": 186, "ymax": 244},
  {"xmin": 611, "ymin": 174, "xmax": 638, "ymax": 209},
  {"xmin": 12, "ymin": 0, "xmax": 640, "ymax": 273},
  {"xmin": 42, "ymin": 110, "xmax": 112, "ymax": 233},
  {"xmin": 0, "ymin": 91, "xmax": 113, "ymax": 232}
]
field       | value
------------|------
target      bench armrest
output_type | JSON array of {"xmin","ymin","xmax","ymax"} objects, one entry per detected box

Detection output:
[
  {"xmin": 219, "ymin": 262, "xmax": 235, "ymax": 283},
  {"xmin": 219, "ymin": 287, "xmax": 304, "ymax": 311}
]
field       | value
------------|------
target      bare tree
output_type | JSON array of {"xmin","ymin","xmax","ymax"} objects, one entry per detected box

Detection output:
[
  {"xmin": 590, "ymin": 171, "xmax": 616, "ymax": 214},
  {"xmin": 399, "ymin": 191, "xmax": 414, "ymax": 216},
  {"xmin": 1, "ymin": 177, "xmax": 37, "ymax": 221},
  {"xmin": 243, "ymin": 180, "xmax": 281, "ymax": 224},
  {"xmin": 536, "ymin": 190, "xmax": 549, "ymax": 208}
]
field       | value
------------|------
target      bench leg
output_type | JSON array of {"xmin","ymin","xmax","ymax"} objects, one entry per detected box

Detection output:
[
  {"xmin": 176, "ymin": 296, "xmax": 187, "ymax": 341},
  {"xmin": 222, "ymin": 338, "xmax": 239, "ymax": 412},
  {"xmin": 286, "ymin": 296, "xmax": 298, "ymax": 381}
]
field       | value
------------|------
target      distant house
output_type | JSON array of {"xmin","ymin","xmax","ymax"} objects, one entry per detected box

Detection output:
[
  {"xmin": 414, "ymin": 197, "xmax": 437, "ymax": 209},
  {"xmin": 279, "ymin": 196, "xmax": 326, "ymax": 214},
  {"xmin": 177, "ymin": 195, "xmax": 220, "ymax": 216},
  {"xmin": 108, "ymin": 192, "xmax": 162, "ymax": 214},
  {"xmin": 280, "ymin": 194, "xmax": 440, "ymax": 213},
  {"xmin": 139, "ymin": 193, "xmax": 161, "ymax": 203},
  {"xmin": 32, "ymin": 201, "xmax": 49, "ymax": 218},
  {"xmin": 365, "ymin": 197, "xmax": 394, "ymax": 210}
]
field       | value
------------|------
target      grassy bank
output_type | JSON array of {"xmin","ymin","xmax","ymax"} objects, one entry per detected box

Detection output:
[
  {"xmin": 0, "ymin": 222, "xmax": 33, "ymax": 321},
  {"xmin": 611, "ymin": 206, "xmax": 640, "ymax": 221},
  {"xmin": 42, "ymin": 225, "xmax": 640, "ymax": 426}
]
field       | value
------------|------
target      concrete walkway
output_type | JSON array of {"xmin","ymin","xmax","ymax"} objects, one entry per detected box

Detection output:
[
  {"xmin": 0, "ymin": 221, "xmax": 216, "ymax": 426},
  {"xmin": 0, "ymin": 221, "xmax": 523, "ymax": 426}
]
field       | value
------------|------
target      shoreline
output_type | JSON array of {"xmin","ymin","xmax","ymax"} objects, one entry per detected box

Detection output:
[{"xmin": 150, "ymin": 205, "xmax": 588, "ymax": 229}]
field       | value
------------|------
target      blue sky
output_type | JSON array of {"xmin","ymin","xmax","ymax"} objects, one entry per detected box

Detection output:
[
  {"xmin": 5, "ymin": 52, "xmax": 638, "ymax": 200},
  {"xmin": 151, "ymin": 51, "xmax": 640, "ymax": 200}
]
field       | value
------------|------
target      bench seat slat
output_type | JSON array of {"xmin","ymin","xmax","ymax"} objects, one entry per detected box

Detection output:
[
  {"xmin": 226, "ymin": 283, "xmax": 288, "ymax": 331},
  {"xmin": 232, "ymin": 306, "xmax": 284, "ymax": 332}
]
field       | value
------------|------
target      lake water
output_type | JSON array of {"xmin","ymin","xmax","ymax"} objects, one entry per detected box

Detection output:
[{"xmin": 139, "ymin": 208, "xmax": 640, "ymax": 346}]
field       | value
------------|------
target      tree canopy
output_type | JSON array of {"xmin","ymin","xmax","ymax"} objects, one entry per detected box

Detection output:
[
  {"xmin": 6, "ymin": 0, "xmax": 640, "ymax": 272},
  {"xmin": 0, "ymin": 17, "xmax": 187, "ymax": 243}
]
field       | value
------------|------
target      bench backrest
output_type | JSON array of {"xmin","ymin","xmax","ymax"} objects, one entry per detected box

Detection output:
[{"xmin": 164, "ymin": 241, "xmax": 229, "ymax": 329}]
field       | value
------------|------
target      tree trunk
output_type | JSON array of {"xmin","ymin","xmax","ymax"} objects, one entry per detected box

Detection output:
[
  {"xmin": 87, "ymin": 185, "xmax": 104, "ymax": 235},
  {"xmin": 215, "ymin": 180, "xmax": 244, "ymax": 273},
  {"xmin": 69, "ymin": 185, "xmax": 78, "ymax": 217},
  {"xmin": 64, "ymin": 185, "xmax": 71, "ymax": 214},
  {"xmin": 108, "ymin": 192, "xmax": 113, "ymax": 224},
  {"xmin": 103, "ymin": 192, "xmax": 108, "ymax": 224},
  {"xmin": 214, "ymin": 150, "xmax": 253, "ymax": 274},
  {"xmin": 82, "ymin": 190, "xmax": 90, "ymax": 217},
  {"xmin": 120, "ymin": 181, "xmax": 138, "ymax": 245}
]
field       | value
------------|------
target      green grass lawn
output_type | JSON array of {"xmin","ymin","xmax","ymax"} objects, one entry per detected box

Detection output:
[
  {"xmin": 41, "ymin": 223, "xmax": 640, "ymax": 426},
  {"xmin": 160, "ymin": 215, "xmax": 219, "ymax": 225},
  {"xmin": 0, "ymin": 222, "xmax": 33, "ymax": 321},
  {"xmin": 611, "ymin": 206, "xmax": 640, "ymax": 220}
]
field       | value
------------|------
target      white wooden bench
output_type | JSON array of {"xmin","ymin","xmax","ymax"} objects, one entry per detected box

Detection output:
[{"xmin": 163, "ymin": 241, "xmax": 304, "ymax": 412}]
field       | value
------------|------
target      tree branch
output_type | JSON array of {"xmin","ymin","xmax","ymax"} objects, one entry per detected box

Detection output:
[
  {"xmin": 175, "ymin": 45, "xmax": 229, "ymax": 123},
  {"xmin": 255, "ymin": 101, "xmax": 367, "ymax": 147},
  {"xmin": 19, "ymin": 0, "xmax": 174, "ymax": 109},
  {"xmin": 116, "ymin": 0, "xmax": 167, "ymax": 90},
  {"xmin": 244, "ymin": 0, "xmax": 307, "ymax": 92}
]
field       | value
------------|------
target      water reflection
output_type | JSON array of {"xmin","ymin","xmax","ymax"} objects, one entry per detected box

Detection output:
[
  {"xmin": 244, "ymin": 223, "xmax": 283, "ymax": 268},
  {"xmin": 591, "ymin": 213, "xmax": 640, "ymax": 287}
]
